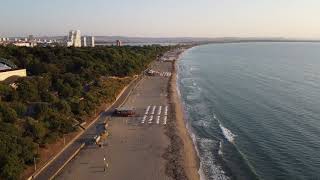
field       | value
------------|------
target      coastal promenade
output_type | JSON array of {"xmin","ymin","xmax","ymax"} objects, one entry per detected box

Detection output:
[
  {"xmin": 34, "ymin": 48, "xmax": 199, "ymax": 180},
  {"xmin": 33, "ymin": 76, "xmax": 142, "ymax": 180},
  {"xmin": 56, "ymin": 60, "xmax": 173, "ymax": 180}
]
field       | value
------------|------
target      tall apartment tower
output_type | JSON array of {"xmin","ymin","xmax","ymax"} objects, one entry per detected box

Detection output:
[
  {"xmin": 80, "ymin": 36, "xmax": 94, "ymax": 47},
  {"xmin": 87, "ymin": 36, "xmax": 95, "ymax": 47},
  {"xmin": 116, "ymin": 40, "xmax": 122, "ymax": 46},
  {"xmin": 28, "ymin": 35, "xmax": 35, "ymax": 41},
  {"xmin": 68, "ymin": 30, "xmax": 81, "ymax": 47},
  {"xmin": 81, "ymin": 36, "xmax": 87, "ymax": 47}
]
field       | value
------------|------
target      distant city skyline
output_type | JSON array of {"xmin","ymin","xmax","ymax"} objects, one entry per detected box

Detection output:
[{"xmin": 1, "ymin": 0, "xmax": 320, "ymax": 39}]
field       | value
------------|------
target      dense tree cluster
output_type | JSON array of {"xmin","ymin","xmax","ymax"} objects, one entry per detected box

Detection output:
[{"xmin": 0, "ymin": 45, "xmax": 170, "ymax": 179}]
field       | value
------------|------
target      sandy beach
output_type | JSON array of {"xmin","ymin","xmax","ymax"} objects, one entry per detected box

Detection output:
[
  {"xmin": 168, "ymin": 54, "xmax": 200, "ymax": 180},
  {"xmin": 55, "ymin": 48, "xmax": 200, "ymax": 180}
]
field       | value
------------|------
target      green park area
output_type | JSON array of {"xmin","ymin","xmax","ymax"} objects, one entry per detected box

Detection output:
[{"xmin": 0, "ymin": 45, "xmax": 170, "ymax": 179}]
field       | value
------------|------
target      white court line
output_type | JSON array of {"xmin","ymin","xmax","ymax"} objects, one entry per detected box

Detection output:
[
  {"xmin": 145, "ymin": 105, "xmax": 151, "ymax": 115},
  {"xmin": 141, "ymin": 115, "xmax": 147, "ymax": 124},
  {"xmin": 157, "ymin": 106, "xmax": 162, "ymax": 116},
  {"xmin": 148, "ymin": 115, "xmax": 153, "ymax": 124},
  {"xmin": 156, "ymin": 116, "xmax": 160, "ymax": 124},
  {"xmin": 163, "ymin": 116, "xmax": 167, "ymax": 125},
  {"xmin": 151, "ymin": 106, "xmax": 156, "ymax": 115}
]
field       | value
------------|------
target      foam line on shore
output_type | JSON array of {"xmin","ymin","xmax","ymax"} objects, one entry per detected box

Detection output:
[
  {"xmin": 170, "ymin": 47, "xmax": 201, "ymax": 180},
  {"xmin": 176, "ymin": 60, "xmax": 205, "ymax": 180}
]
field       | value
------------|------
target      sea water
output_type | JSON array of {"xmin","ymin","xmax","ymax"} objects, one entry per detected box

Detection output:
[{"xmin": 177, "ymin": 43, "xmax": 320, "ymax": 180}]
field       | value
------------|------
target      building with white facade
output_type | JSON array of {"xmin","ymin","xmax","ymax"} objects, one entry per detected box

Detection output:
[
  {"xmin": 65, "ymin": 30, "xmax": 95, "ymax": 47},
  {"xmin": 12, "ymin": 41, "xmax": 37, "ymax": 47},
  {"xmin": 116, "ymin": 40, "xmax": 122, "ymax": 46},
  {"xmin": 80, "ymin": 36, "xmax": 95, "ymax": 47},
  {"xmin": 67, "ymin": 30, "xmax": 82, "ymax": 47}
]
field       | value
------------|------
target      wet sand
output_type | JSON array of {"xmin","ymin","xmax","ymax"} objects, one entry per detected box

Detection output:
[{"xmin": 166, "ymin": 53, "xmax": 200, "ymax": 180}]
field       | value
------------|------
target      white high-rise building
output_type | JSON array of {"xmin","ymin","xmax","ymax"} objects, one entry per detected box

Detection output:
[
  {"xmin": 0, "ymin": 38, "xmax": 9, "ymax": 42},
  {"xmin": 67, "ymin": 30, "xmax": 82, "ymax": 47},
  {"xmin": 81, "ymin": 36, "xmax": 95, "ymax": 47},
  {"xmin": 74, "ymin": 30, "xmax": 81, "ymax": 47}
]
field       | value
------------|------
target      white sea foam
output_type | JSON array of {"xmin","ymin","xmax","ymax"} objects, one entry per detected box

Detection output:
[
  {"xmin": 219, "ymin": 123, "xmax": 236, "ymax": 143},
  {"xmin": 198, "ymin": 138, "xmax": 230, "ymax": 180},
  {"xmin": 182, "ymin": 98, "xmax": 207, "ymax": 180},
  {"xmin": 192, "ymin": 103, "xmax": 208, "ymax": 114},
  {"xmin": 218, "ymin": 141, "xmax": 223, "ymax": 156},
  {"xmin": 177, "ymin": 62, "xmax": 229, "ymax": 180},
  {"xmin": 193, "ymin": 119, "xmax": 211, "ymax": 128},
  {"xmin": 190, "ymin": 66, "xmax": 200, "ymax": 72},
  {"xmin": 185, "ymin": 88, "xmax": 201, "ymax": 101},
  {"xmin": 181, "ymin": 77, "xmax": 199, "ymax": 89},
  {"xmin": 180, "ymin": 77, "xmax": 194, "ymax": 85},
  {"xmin": 186, "ymin": 95, "xmax": 200, "ymax": 101},
  {"xmin": 214, "ymin": 115, "xmax": 236, "ymax": 143}
]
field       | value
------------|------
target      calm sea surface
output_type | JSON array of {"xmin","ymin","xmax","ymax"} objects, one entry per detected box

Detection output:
[{"xmin": 177, "ymin": 43, "xmax": 320, "ymax": 180}]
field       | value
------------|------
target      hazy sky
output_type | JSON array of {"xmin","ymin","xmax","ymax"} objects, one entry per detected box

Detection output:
[{"xmin": 1, "ymin": 0, "xmax": 320, "ymax": 38}]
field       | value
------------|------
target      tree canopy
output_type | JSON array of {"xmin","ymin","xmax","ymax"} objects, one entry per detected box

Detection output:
[{"xmin": 0, "ymin": 45, "xmax": 170, "ymax": 179}]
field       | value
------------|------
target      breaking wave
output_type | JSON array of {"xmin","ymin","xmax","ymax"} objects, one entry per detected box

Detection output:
[
  {"xmin": 219, "ymin": 122, "xmax": 236, "ymax": 143},
  {"xmin": 198, "ymin": 138, "xmax": 231, "ymax": 180}
]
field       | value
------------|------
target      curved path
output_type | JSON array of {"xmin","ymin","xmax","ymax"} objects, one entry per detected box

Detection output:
[
  {"xmin": 56, "ymin": 60, "xmax": 173, "ymax": 180},
  {"xmin": 34, "ymin": 76, "xmax": 142, "ymax": 180}
]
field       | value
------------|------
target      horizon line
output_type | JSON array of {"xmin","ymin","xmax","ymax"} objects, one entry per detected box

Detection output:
[{"xmin": 2, "ymin": 35, "xmax": 320, "ymax": 41}]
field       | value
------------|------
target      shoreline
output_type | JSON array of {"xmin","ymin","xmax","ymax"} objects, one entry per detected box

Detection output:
[
  {"xmin": 55, "ymin": 49, "xmax": 180, "ymax": 180},
  {"xmin": 31, "ymin": 47, "xmax": 201, "ymax": 180},
  {"xmin": 166, "ymin": 48, "xmax": 200, "ymax": 180}
]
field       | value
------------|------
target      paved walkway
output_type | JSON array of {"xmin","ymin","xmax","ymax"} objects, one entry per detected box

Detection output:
[
  {"xmin": 56, "ymin": 61, "xmax": 173, "ymax": 180},
  {"xmin": 34, "ymin": 77, "xmax": 142, "ymax": 180}
]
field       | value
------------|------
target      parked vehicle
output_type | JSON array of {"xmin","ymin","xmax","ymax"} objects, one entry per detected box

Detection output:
[{"xmin": 114, "ymin": 107, "xmax": 136, "ymax": 117}]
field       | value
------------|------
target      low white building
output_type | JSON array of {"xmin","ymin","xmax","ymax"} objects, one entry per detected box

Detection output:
[{"xmin": 13, "ymin": 42, "xmax": 37, "ymax": 47}]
